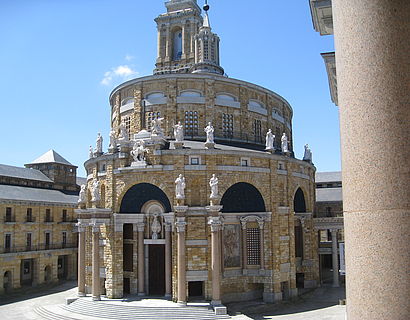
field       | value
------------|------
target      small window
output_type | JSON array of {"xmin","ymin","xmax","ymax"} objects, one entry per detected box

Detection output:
[
  {"xmin": 45, "ymin": 209, "xmax": 52, "ymax": 222},
  {"xmin": 62, "ymin": 232, "xmax": 67, "ymax": 248},
  {"xmin": 23, "ymin": 260, "xmax": 31, "ymax": 274},
  {"xmin": 190, "ymin": 157, "xmax": 200, "ymax": 165},
  {"xmin": 253, "ymin": 119, "xmax": 262, "ymax": 143},
  {"xmin": 246, "ymin": 228, "xmax": 261, "ymax": 265},
  {"xmin": 62, "ymin": 209, "xmax": 67, "ymax": 222},
  {"xmin": 326, "ymin": 207, "xmax": 332, "ymax": 217},
  {"xmin": 26, "ymin": 208, "xmax": 33, "ymax": 222},
  {"xmin": 45, "ymin": 232, "xmax": 51, "ymax": 249},
  {"xmin": 5, "ymin": 207, "xmax": 12, "ymax": 222},
  {"xmin": 26, "ymin": 233, "xmax": 32, "ymax": 250},
  {"xmin": 5, "ymin": 234, "xmax": 11, "ymax": 252},
  {"xmin": 241, "ymin": 158, "xmax": 250, "ymax": 167}
]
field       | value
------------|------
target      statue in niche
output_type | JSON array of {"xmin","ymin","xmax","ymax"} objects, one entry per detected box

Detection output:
[
  {"xmin": 175, "ymin": 174, "xmax": 186, "ymax": 199},
  {"xmin": 204, "ymin": 122, "xmax": 214, "ymax": 144},
  {"xmin": 303, "ymin": 144, "xmax": 312, "ymax": 162},
  {"xmin": 265, "ymin": 129, "xmax": 275, "ymax": 150},
  {"xmin": 209, "ymin": 174, "xmax": 219, "ymax": 198},
  {"xmin": 281, "ymin": 132, "xmax": 289, "ymax": 153},
  {"xmin": 89, "ymin": 145, "xmax": 94, "ymax": 158},
  {"xmin": 151, "ymin": 117, "xmax": 165, "ymax": 137},
  {"xmin": 119, "ymin": 122, "xmax": 129, "ymax": 141},
  {"xmin": 90, "ymin": 179, "xmax": 100, "ymax": 202},
  {"xmin": 78, "ymin": 185, "xmax": 87, "ymax": 204},
  {"xmin": 96, "ymin": 133, "xmax": 103, "ymax": 154},
  {"xmin": 131, "ymin": 140, "xmax": 149, "ymax": 162},
  {"xmin": 173, "ymin": 121, "xmax": 184, "ymax": 142},
  {"xmin": 151, "ymin": 214, "xmax": 161, "ymax": 240},
  {"xmin": 109, "ymin": 129, "xmax": 117, "ymax": 149}
]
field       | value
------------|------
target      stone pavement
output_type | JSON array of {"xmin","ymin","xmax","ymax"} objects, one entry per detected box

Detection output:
[{"xmin": 0, "ymin": 281, "xmax": 346, "ymax": 320}]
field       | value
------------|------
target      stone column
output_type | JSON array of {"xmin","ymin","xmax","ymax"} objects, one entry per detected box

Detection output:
[
  {"xmin": 330, "ymin": 229, "xmax": 339, "ymax": 288},
  {"xmin": 208, "ymin": 216, "xmax": 222, "ymax": 305},
  {"xmin": 175, "ymin": 217, "xmax": 187, "ymax": 305},
  {"xmin": 258, "ymin": 220, "xmax": 265, "ymax": 270},
  {"xmin": 77, "ymin": 223, "xmax": 86, "ymax": 296},
  {"xmin": 181, "ymin": 25, "xmax": 186, "ymax": 59},
  {"xmin": 165, "ymin": 25, "xmax": 170, "ymax": 61},
  {"xmin": 165, "ymin": 223, "xmax": 172, "ymax": 298},
  {"xmin": 91, "ymin": 224, "xmax": 100, "ymax": 301},
  {"xmin": 137, "ymin": 222, "xmax": 145, "ymax": 296},
  {"xmin": 241, "ymin": 221, "xmax": 248, "ymax": 272},
  {"xmin": 332, "ymin": 1, "xmax": 410, "ymax": 318}
]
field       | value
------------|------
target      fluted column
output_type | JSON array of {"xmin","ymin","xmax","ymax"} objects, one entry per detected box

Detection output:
[
  {"xmin": 91, "ymin": 223, "xmax": 100, "ymax": 301},
  {"xmin": 175, "ymin": 217, "xmax": 187, "ymax": 305},
  {"xmin": 77, "ymin": 223, "xmax": 86, "ymax": 297},
  {"xmin": 330, "ymin": 229, "xmax": 339, "ymax": 288},
  {"xmin": 208, "ymin": 216, "xmax": 223, "ymax": 305},
  {"xmin": 165, "ymin": 223, "xmax": 172, "ymax": 298},
  {"xmin": 332, "ymin": 1, "xmax": 410, "ymax": 318},
  {"xmin": 137, "ymin": 222, "xmax": 145, "ymax": 296}
]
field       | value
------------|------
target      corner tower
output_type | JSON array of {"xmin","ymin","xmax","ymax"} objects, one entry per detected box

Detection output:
[{"xmin": 154, "ymin": 0, "xmax": 203, "ymax": 74}]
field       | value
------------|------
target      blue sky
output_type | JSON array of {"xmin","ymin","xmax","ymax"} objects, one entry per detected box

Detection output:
[{"xmin": 0, "ymin": 0, "xmax": 339, "ymax": 177}]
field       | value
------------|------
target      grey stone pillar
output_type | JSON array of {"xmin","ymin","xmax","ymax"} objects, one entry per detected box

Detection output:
[
  {"xmin": 137, "ymin": 222, "xmax": 145, "ymax": 296},
  {"xmin": 330, "ymin": 229, "xmax": 339, "ymax": 288},
  {"xmin": 258, "ymin": 220, "xmax": 265, "ymax": 270},
  {"xmin": 208, "ymin": 216, "xmax": 222, "ymax": 305},
  {"xmin": 77, "ymin": 223, "xmax": 86, "ymax": 296},
  {"xmin": 165, "ymin": 223, "xmax": 172, "ymax": 298},
  {"xmin": 175, "ymin": 217, "xmax": 187, "ymax": 305},
  {"xmin": 91, "ymin": 224, "xmax": 100, "ymax": 301},
  {"xmin": 332, "ymin": 0, "xmax": 410, "ymax": 318}
]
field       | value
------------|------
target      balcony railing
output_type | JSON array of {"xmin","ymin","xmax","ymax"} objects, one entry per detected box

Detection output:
[
  {"xmin": 0, "ymin": 243, "xmax": 77, "ymax": 254},
  {"xmin": 4, "ymin": 216, "xmax": 16, "ymax": 223}
]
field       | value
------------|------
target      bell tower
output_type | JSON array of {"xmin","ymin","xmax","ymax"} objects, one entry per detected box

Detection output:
[{"xmin": 154, "ymin": 0, "xmax": 203, "ymax": 74}]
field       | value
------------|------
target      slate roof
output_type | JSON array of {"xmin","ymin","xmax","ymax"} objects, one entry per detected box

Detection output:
[
  {"xmin": 315, "ymin": 171, "xmax": 342, "ymax": 183},
  {"xmin": 0, "ymin": 184, "xmax": 78, "ymax": 205},
  {"xmin": 316, "ymin": 187, "xmax": 343, "ymax": 202},
  {"xmin": 76, "ymin": 177, "xmax": 87, "ymax": 186},
  {"xmin": 28, "ymin": 150, "xmax": 74, "ymax": 166},
  {"xmin": 0, "ymin": 164, "xmax": 52, "ymax": 182}
]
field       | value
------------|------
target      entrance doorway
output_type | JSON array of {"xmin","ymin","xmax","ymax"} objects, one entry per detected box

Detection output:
[
  {"xmin": 148, "ymin": 244, "xmax": 165, "ymax": 296},
  {"xmin": 21, "ymin": 259, "xmax": 33, "ymax": 286},
  {"xmin": 188, "ymin": 281, "xmax": 204, "ymax": 301},
  {"xmin": 44, "ymin": 265, "xmax": 52, "ymax": 283},
  {"xmin": 4, "ymin": 271, "xmax": 11, "ymax": 292},
  {"xmin": 58, "ymin": 255, "xmax": 68, "ymax": 280}
]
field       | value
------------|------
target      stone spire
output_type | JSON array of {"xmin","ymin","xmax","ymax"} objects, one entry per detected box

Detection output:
[{"xmin": 190, "ymin": 1, "xmax": 224, "ymax": 75}]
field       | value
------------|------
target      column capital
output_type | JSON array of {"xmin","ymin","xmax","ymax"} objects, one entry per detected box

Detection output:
[
  {"xmin": 205, "ymin": 205, "xmax": 223, "ymax": 214},
  {"xmin": 175, "ymin": 217, "xmax": 187, "ymax": 233},
  {"xmin": 91, "ymin": 222, "xmax": 100, "ymax": 233},
  {"xmin": 208, "ymin": 216, "xmax": 223, "ymax": 232},
  {"xmin": 164, "ymin": 222, "xmax": 172, "ymax": 232},
  {"xmin": 136, "ymin": 222, "xmax": 145, "ymax": 232},
  {"xmin": 75, "ymin": 222, "xmax": 87, "ymax": 232},
  {"xmin": 330, "ymin": 228, "xmax": 338, "ymax": 234}
]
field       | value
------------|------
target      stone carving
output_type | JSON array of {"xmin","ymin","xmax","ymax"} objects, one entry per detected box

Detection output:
[
  {"xmin": 151, "ymin": 214, "xmax": 161, "ymax": 240},
  {"xmin": 131, "ymin": 140, "xmax": 149, "ymax": 163},
  {"xmin": 204, "ymin": 122, "xmax": 214, "ymax": 144},
  {"xmin": 78, "ymin": 185, "xmax": 86, "ymax": 204},
  {"xmin": 109, "ymin": 129, "xmax": 117, "ymax": 149},
  {"xmin": 209, "ymin": 174, "xmax": 219, "ymax": 199},
  {"xmin": 303, "ymin": 144, "xmax": 312, "ymax": 162},
  {"xmin": 89, "ymin": 145, "xmax": 94, "ymax": 159},
  {"xmin": 281, "ymin": 133, "xmax": 289, "ymax": 153},
  {"xmin": 173, "ymin": 121, "xmax": 184, "ymax": 142},
  {"xmin": 119, "ymin": 122, "xmax": 129, "ymax": 141},
  {"xmin": 265, "ymin": 129, "xmax": 275, "ymax": 151},
  {"xmin": 90, "ymin": 179, "xmax": 100, "ymax": 202},
  {"xmin": 175, "ymin": 174, "xmax": 186, "ymax": 199},
  {"xmin": 151, "ymin": 117, "xmax": 165, "ymax": 137},
  {"xmin": 96, "ymin": 133, "xmax": 103, "ymax": 154},
  {"xmin": 223, "ymin": 224, "xmax": 241, "ymax": 268}
]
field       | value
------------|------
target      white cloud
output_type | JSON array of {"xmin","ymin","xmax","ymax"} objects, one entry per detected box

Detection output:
[
  {"xmin": 101, "ymin": 65, "xmax": 138, "ymax": 86},
  {"xmin": 125, "ymin": 54, "xmax": 134, "ymax": 61}
]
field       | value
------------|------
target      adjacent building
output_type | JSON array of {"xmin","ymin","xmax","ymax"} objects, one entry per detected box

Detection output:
[{"xmin": 0, "ymin": 150, "xmax": 80, "ymax": 294}]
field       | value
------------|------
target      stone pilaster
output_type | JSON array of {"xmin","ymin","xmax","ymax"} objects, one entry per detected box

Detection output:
[
  {"xmin": 208, "ymin": 216, "xmax": 223, "ymax": 305},
  {"xmin": 91, "ymin": 223, "xmax": 101, "ymax": 301},
  {"xmin": 77, "ymin": 223, "xmax": 86, "ymax": 296},
  {"xmin": 175, "ymin": 216, "xmax": 187, "ymax": 305},
  {"xmin": 137, "ymin": 222, "xmax": 145, "ymax": 296},
  {"xmin": 330, "ymin": 229, "xmax": 339, "ymax": 288},
  {"xmin": 165, "ymin": 222, "xmax": 172, "ymax": 298}
]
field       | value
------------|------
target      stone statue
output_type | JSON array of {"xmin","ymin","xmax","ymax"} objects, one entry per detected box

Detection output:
[
  {"xmin": 173, "ymin": 121, "xmax": 184, "ymax": 142},
  {"xmin": 90, "ymin": 179, "xmax": 100, "ymax": 202},
  {"xmin": 265, "ymin": 129, "xmax": 275, "ymax": 150},
  {"xmin": 119, "ymin": 122, "xmax": 129, "ymax": 141},
  {"xmin": 151, "ymin": 117, "xmax": 164, "ymax": 137},
  {"xmin": 109, "ymin": 129, "xmax": 117, "ymax": 149},
  {"xmin": 209, "ymin": 174, "xmax": 219, "ymax": 199},
  {"xmin": 131, "ymin": 140, "xmax": 149, "ymax": 162},
  {"xmin": 78, "ymin": 185, "xmax": 86, "ymax": 204},
  {"xmin": 151, "ymin": 214, "xmax": 161, "ymax": 240},
  {"xmin": 96, "ymin": 133, "xmax": 103, "ymax": 154},
  {"xmin": 303, "ymin": 144, "xmax": 312, "ymax": 162},
  {"xmin": 281, "ymin": 133, "xmax": 289, "ymax": 153},
  {"xmin": 89, "ymin": 145, "xmax": 94, "ymax": 158},
  {"xmin": 204, "ymin": 122, "xmax": 214, "ymax": 144},
  {"xmin": 175, "ymin": 174, "xmax": 186, "ymax": 199}
]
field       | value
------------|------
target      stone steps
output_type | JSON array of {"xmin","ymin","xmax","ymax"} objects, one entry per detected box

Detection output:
[
  {"xmin": 34, "ymin": 306, "xmax": 78, "ymax": 320},
  {"xmin": 60, "ymin": 298, "xmax": 231, "ymax": 320}
]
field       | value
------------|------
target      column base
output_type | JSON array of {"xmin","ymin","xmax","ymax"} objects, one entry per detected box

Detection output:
[
  {"xmin": 176, "ymin": 301, "xmax": 187, "ymax": 307},
  {"xmin": 211, "ymin": 300, "xmax": 222, "ymax": 306},
  {"xmin": 92, "ymin": 295, "xmax": 101, "ymax": 301},
  {"xmin": 138, "ymin": 292, "xmax": 145, "ymax": 296},
  {"xmin": 78, "ymin": 292, "xmax": 86, "ymax": 297},
  {"xmin": 164, "ymin": 293, "xmax": 172, "ymax": 299}
]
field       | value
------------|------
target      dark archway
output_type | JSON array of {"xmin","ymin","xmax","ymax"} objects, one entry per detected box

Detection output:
[
  {"xmin": 120, "ymin": 183, "xmax": 171, "ymax": 213},
  {"xmin": 294, "ymin": 188, "xmax": 306, "ymax": 213},
  {"xmin": 221, "ymin": 182, "xmax": 266, "ymax": 213}
]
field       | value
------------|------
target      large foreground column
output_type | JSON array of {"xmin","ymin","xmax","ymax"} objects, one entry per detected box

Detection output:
[
  {"xmin": 137, "ymin": 223, "xmax": 145, "ymax": 296},
  {"xmin": 91, "ymin": 224, "xmax": 100, "ymax": 301},
  {"xmin": 209, "ymin": 217, "xmax": 222, "ymax": 305},
  {"xmin": 175, "ymin": 217, "xmax": 187, "ymax": 305},
  {"xmin": 332, "ymin": 1, "xmax": 410, "ymax": 318},
  {"xmin": 77, "ymin": 224, "xmax": 86, "ymax": 296},
  {"xmin": 330, "ymin": 229, "xmax": 339, "ymax": 288}
]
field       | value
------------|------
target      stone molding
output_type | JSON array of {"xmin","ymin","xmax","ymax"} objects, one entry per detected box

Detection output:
[{"xmin": 175, "ymin": 217, "xmax": 187, "ymax": 233}]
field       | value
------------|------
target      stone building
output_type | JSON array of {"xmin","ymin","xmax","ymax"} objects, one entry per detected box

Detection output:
[
  {"xmin": 77, "ymin": 1, "xmax": 318, "ymax": 310},
  {"xmin": 0, "ymin": 150, "xmax": 80, "ymax": 294}
]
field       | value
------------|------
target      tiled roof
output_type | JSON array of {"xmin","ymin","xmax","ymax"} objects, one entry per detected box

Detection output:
[
  {"xmin": 0, "ymin": 164, "xmax": 52, "ymax": 182},
  {"xmin": 0, "ymin": 184, "xmax": 78, "ymax": 205},
  {"xmin": 28, "ymin": 150, "xmax": 74, "ymax": 166}
]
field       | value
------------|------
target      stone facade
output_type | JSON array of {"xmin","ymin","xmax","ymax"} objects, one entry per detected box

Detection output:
[{"xmin": 77, "ymin": 0, "xmax": 318, "ymax": 307}]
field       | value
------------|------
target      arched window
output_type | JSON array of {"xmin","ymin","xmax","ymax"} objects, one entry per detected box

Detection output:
[
  {"xmin": 173, "ymin": 29, "xmax": 182, "ymax": 60},
  {"xmin": 221, "ymin": 182, "xmax": 266, "ymax": 213},
  {"xmin": 120, "ymin": 183, "xmax": 171, "ymax": 213},
  {"xmin": 294, "ymin": 188, "xmax": 306, "ymax": 213}
]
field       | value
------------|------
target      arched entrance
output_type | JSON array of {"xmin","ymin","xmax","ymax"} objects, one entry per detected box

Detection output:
[
  {"xmin": 44, "ymin": 265, "xmax": 52, "ymax": 283},
  {"xmin": 120, "ymin": 183, "xmax": 171, "ymax": 297},
  {"xmin": 3, "ymin": 271, "xmax": 11, "ymax": 293},
  {"xmin": 221, "ymin": 182, "xmax": 266, "ymax": 213}
]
